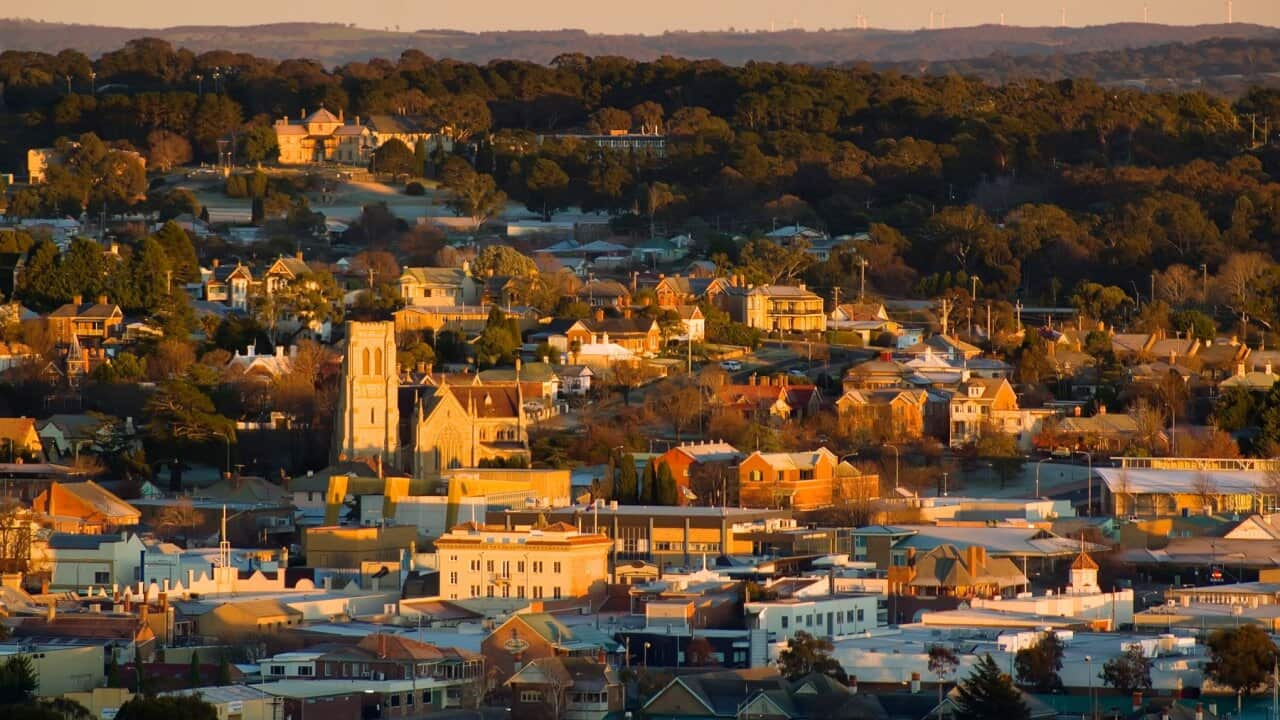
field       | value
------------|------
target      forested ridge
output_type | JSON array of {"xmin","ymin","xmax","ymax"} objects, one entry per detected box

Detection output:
[{"xmin": 2, "ymin": 39, "xmax": 1280, "ymax": 314}]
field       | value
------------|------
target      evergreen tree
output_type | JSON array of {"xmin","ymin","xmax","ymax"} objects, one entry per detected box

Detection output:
[
  {"xmin": 953, "ymin": 654, "xmax": 1030, "ymax": 720},
  {"xmin": 216, "ymin": 654, "xmax": 232, "ymax": 686},
  {"xmin": 1014, "ymin": 630, "xmax": 1065, "ymax": 692},
  {"xmin": 414, "ymin": 139, "xmax": 428, "ymax": 177},
  {"xmin": 640, "ymin": 461, "xmax": 656, "ymax": 504},
  {"xmin": 106, "ymin": 654, "xmax": 122, "ymax": 688},
  {"xmin": 0, "ymin": 654, "xmax": 38, "ymax": 703},
  {"xmin": 187, "ymin": 650, "xmax": 201, "ymax": 688},
  {"xmin": 614, "ymin": 453, "xmax": 638, "ymax": 504},
  {"xmin": 655, "ymin": 462, "xmax": 679, "ymax": 505},
  {"xmin": 251, "ymin": 196, "xmax": 265, "ymax": 225}
]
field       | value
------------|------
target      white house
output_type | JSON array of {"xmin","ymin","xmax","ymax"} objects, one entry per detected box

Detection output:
[
  {"xmin": 746, "ymin": 579, "xmax": 881, "ymax": 643},
  {"xmin": 40, "ymin": 533, "xmax": 147, "ymax": 591},
  {"xmin": 556, "ymin": 365, "xmax": 594, "ymax": 396}
]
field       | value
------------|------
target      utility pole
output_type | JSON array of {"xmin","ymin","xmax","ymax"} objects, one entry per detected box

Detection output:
[
  {"xmin": 1201, "ymin": 264, "xmax": 1209, "ymax": 301},
  {"xmin": 1150, "ymin": 272, "xmax": 1156, "ymax": 307},
  {"xmin": 1015, "ymin": 300, "xmax": 1023, "ymax": 330},
  {"xmin": 858, "ymin": 258, "xmax": 868, "ymax": 301},
  {"xmin": 986, "ymin": 303, "xmax": 992, "ymax": 341},
  {"xmin": 939, "ymin": 297, "xmax": 951, "ymax": 336}
]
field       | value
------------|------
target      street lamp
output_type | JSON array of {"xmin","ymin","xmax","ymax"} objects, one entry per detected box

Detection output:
[
  {"xmin": 1035, "ymin": 456, "xmax": 1052, "ymax": 499},
  {"xmin": 1085, "ymin": 655, "xmax": 1094, "ymax": 719},
  {"xmin": 643, "ymin": 641, "xmax": 651, "ymax": 668},
  {"xmin": 884, "ymin": 443, "xmax": 900, "ymax": 491}
]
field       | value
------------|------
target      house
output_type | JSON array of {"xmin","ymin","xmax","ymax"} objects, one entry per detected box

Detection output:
[
  {"xmin": 642, "ymin": 668, "xmax": 882, "ymax": 720},
  {"xmin": 654, "ymin": 441, "xmax": 743, "ymax": 504},
  {"xmin": 195, "ymin": 599, "xmax": 304, "ymax": 639},
  {"xmin": 47, "ymin": 295, "xmax": 124, "ymax": 345},
  {"xmin": 676, "ymin": 305, "xmax": 705, "ymax": 342},
  {"xmin": 311, "ymin": 634, "xmax": 485, "ymax": 692},
  {"xmin": 202, "ymin": 261, "xmax": 253, "ymax": 310},
  {"xmin": 398, "ymin": 266, "xmax": 479, "ymax": 308},
  {"xmin": 576, "ymin": 279, "xmax": 632, "ymax": 309},
  {"xmin": 481, "ymin": 611, "xmax": 623, "ymax": 682},
  {"xmin": 262, "ymin": 253, "xmax": 311, "ymax": 294},
  {"xmin": 555, "ymin": 365, "xmax": 594, "ymax": 396},
  {"xmin": 0, "ymin": 417, "xmax": 42, "ymax": 460},
  {"xmin": 1050, "ymin": 409, "xmax": 1143, "ymax": 453},
  {"xmin": 37, "ymin": 414, "xmax": 134, "ymax": 462},
  {"xmin": 632, "ymin": 237, "xmax": 687, "ymax": 266},
  {"xmin": 836, "ymin": 388, "xmax": 928, "ymax": 442},
  {"xmin": 715, "ymin": 376, "xmax": 822, "ymax": 421},
  {"xmin": 726, "ymin": 284, "xmax": 827, "ymax": 333},
  {"xmin": 1219, "ymin": 361, "xmax": 1279, "ymax": 392},
  {"xmin": 274, "ymin": 108, "xmax": 448, "ymax": 165},
  {"xmin": 433, "ymin": 522, "xmax": 611, "ymax": 602},
  {"xmin": 507, "ymin": 656, "xmax": 623, "ymax": 720},
  {"xmin": 736, "ymin": 448, "xmax": 839, "ymax": 510},
  {"xmin": 654, "ymin": 275, "xmax": 716, "ymax": 309},
  {"xmin": 947, "ymin": 377, "xmax": 1053, "ymax": 449},
  {"xmin": 227, "ymin": 345, "xmax": 296, "ymax": 381},
  {"xmin": 40, "ymin": 532, "xmax": 147, "ymax": 590},
  {"xmin": 33, "ymin": 481, "xmax": 140, "ymax": 534},
  {"xmin": 844, "ymin": 357, "xmax": 908, "ymax": 390},
  {"xmin": 890, "ymin": 544, "xmax": 1029, "ymax": 600},
  {"xmin": 565, "ymin": 312, "xmax": 663, "ymax": 356}
]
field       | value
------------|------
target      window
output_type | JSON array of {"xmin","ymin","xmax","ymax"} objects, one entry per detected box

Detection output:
[
  {"xmin": 781, "ymin": 616, "xmax": 789, "ymax": 629},
  {"xmin": 749, "ymin": 470, "xmax": 763, "ymax": 482},
  {"xmin": 487, "ymin": 560, "xmax": 495, "ymax": 572},
  {"xmin": 502, "ymin": 561, "xmax": 510, "ymax": 577},
  {"xmin": 799, "ymin": 469, "xmax": 814, "ymax": 480},
  {"xmin": 517, "ymin": 586, "xmax": 526, "ymax": 598},
  {"xmin": 553, "ymin": 562, "xmax": 562, "ymax": 574},
  {"xmin": 521, "ymin": 691, "xmax": 543, "ymax": 703},
  {"xmin": 93, "ymin": 572, "xmax": 110, "ymax": 584},
  {"xmin": 298, "ymin": 666, "xmax": 313, "ymax": 677},
  {"xmin": 553, "ymin": 587, "xmax": 562, "ymax": 599},
  {"xmin": 486, "ymin": 586, "xmax": 494, "ymax": 598},
  {"xmin": 777, "ymin": 471, "xmax": 786, "ymax": 483},
  {"xmin": 533, "ymin": 586, "xmax": 543, "ymax": 599},
  {"xmin": 517, "ymin": 562, "xmax": 525, "ymax": 573},
  {"xmin": 389, "ymin": 695, "xmax": 400, "ymax": 707},
  {"xmin": 449, "ymin": 572, "xmax": 457, "ymax": 585},
  {"xmin": 805, "ymin": 615, "xmax": 812, "ymax": 627},
  {"xmin": 856, "ymin": 608, "xmax": 865, "ymax": 622},
  {"xmin": 502, "ymin": 585, "xmax": 510, "ymax": 598},
  {"xmin": 533, "ymin": 561, "xmax": 544, "ymax": 573},
  {"xmin": 406, "ymin": 692, "xmax": 414, "ymax": 706},
  {"xmin": 270, "ymin": 665, "xmax": 285, "ymax": 676}
]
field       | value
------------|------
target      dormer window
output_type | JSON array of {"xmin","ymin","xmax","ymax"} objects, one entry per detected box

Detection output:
[{"xmin": 967, "ymin": 385, "xmax": 983, "ymax": 398}]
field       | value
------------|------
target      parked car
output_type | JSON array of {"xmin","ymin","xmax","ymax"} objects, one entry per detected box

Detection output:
[{"xmin": 719, "ymin": 360, "xmax": 742, "ymax": 371}]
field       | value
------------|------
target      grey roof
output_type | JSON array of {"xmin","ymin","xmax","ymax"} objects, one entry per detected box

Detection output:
[{"xmin": 48, "ymin": 532, "xmax": 124, "ymax": 550}]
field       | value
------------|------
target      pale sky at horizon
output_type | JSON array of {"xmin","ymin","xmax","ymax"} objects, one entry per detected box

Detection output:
[{"xmin": 17, "ymin": 0, "xmax": 1280, "ymax": 34}]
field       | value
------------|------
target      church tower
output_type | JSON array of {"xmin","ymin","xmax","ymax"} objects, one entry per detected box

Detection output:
[{"xmin": 333, "ymin": 321, "xmax": 400, "ymax": 468}]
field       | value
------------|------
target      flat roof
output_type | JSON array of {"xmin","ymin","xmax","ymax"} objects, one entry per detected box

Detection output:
[
  {"xmin": 253, "ymin": 677, "xmax": 452, "ymax": 699},
  {"xmin": 502, "ymin": 505, "xmax": 789, "ymax": 519},
  {"xmin": 1097, "ymin": 467, "xmax": 1270, "ymax": 494}
]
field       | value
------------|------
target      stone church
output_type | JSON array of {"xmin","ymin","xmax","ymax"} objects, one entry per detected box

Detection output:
[{"xmin": 332, "ymin": 320, "xmax": 530, "ymax": 478}]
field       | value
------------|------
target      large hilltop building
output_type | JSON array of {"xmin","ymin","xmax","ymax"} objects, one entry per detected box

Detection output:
[{"xmin": 273, "ymin": 108, "xmax": 450, "ymax": 165}]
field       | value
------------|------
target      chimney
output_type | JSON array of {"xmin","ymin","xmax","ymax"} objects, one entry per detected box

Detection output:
[
  {"xmin": 1132, "ymin": 693, "xmax": 1142, "ymax": 712},
  {"xmin": 355, "ymin": 115, "xmax": 360, "ymax": 126},
  {"xmin": 1268, "ymin": 362, "xmax": 1274, "ymax": 376},
  {"xmin": 1195, "ymin": 703, "xmax": 1204, "ymax": 720},
  {"xmin": 1073, "ymin": 405, "xmax": 1082, "ymax": 417},
  {"xmin": 211, "ymin": 258, "xmax": 220, "ymax": 268},
  {"xmin": 910, "ymin": 672, "xmax": 921, "ymax": 694},
  {"xmin": 73, "ymin": 294, "xmax": 82, "ymax": 306},
  {"xmin": 1097, "ymin": 404, "xmax": 1107, "ymax": 416},
  {"xmin": 339, "ymin": 108, "xmax": 345, "ymax": 122},
  {"xmin": 594, "ymin": 308, "xmax": 605, "ymax": 322},
  {"xmin": 750, "ymin": 374, "xmax": 757, "ymax": 386},
  {"xmin": 276, "ymin": 345, "xmax": 285, "ymax": 358},
  {"xmin": 98, "ymin": 294, "xmax": 108, "ymax": 305},
  {"xmin": 965, "ymin": 545, "xmax": 986, "ymax": 572},
  {"xmin": 623, "ymin": 307, "xmax": 632, "ymax": 319},
  {"xmin": 295, "ymin": 251, "xmax": 303, "ymax": 261}
]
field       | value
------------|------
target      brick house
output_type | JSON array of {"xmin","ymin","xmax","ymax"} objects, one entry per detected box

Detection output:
[{"xmin": 736, "ymin": 448, "xmax": 838, "ymax": 510}]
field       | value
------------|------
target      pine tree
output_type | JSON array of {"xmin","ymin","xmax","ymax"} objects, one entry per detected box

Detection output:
[
  {"xmin": 187, "ymin": 650, "xmax": 202, "ymax": 688},
  {"xmin": 106, "ymin": 654, "xmax": 122, "ymax": 688},
  {"xmin": 953, "ymin": 654, "xmax": 1030, "ymax": 720}
]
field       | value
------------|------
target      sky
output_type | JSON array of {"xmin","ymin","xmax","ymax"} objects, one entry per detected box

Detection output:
[{"xmin": 19, "ymin": 0, "xmax": 1280, "ymax": 33}]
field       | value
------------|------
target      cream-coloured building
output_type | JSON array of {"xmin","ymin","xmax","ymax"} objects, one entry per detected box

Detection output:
[
  {"xmin": 724, "ymin": 284, "xmax": 827, "ymax": 333},
  {"xmin": 399, "ymin": 265, "xmax": 480, "ymax": 308},
  {"xmin": 412, "ymin": 380, "xmax": 530, "ymax": 477},
  {"xmin": 274, "ymin": 108, "xmax": 450, "ymax": 165},
  {"xmin": 0, "ymin": 643, "xmax": 103, "ymax": 696},
  {"xmin": 434, "ymin": 522, "xmax": 611, "ymax": 602},
  {"xmin": 332, "ymin": 321, "xmax": 400, "ymax": 467}
]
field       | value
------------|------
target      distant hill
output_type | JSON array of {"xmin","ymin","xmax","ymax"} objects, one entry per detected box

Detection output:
[
  {"xmin": 880, "ymin": 35, "xmax": 1280, "ymax": 95},
  {"xmin": 0, "ymin": 19, "xmax": 1277, "ymax": 65}
]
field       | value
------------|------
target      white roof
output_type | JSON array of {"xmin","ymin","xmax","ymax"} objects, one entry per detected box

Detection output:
[{"xmin": 1096, "ymin": 467, "xmax": 1270, "ymax": 495}]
